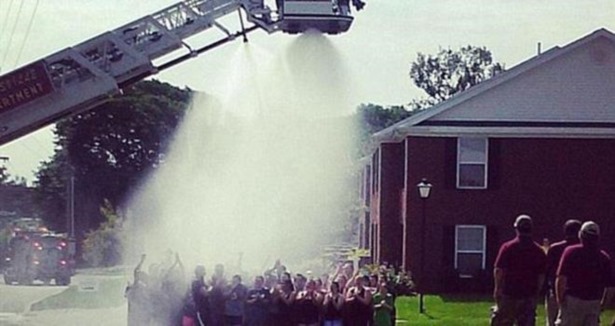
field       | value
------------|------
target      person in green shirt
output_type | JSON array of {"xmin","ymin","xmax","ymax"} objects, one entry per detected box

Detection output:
[{"xmin": 373, "ymin": 281, "xmax": 394, "ymax": 326}]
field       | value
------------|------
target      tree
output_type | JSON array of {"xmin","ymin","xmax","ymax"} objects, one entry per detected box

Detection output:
[
  {"xmin": 0, "ymin": 166, "xmax": 10, "ymax": 184},
  {"xmin": 33, "ymin": 148, "xmax": 71, "ymax": 231},
  {"xmin": 358, "ymin": 103, "xmax": 417, "ymax": 137},
  {"xmin": 82, "ymin": 199, "xmax": 125, "ymax": 267},
  {"xmin": 34, "ymin": 80, "xmax": 191, "ymax": 233},
  {"xmin": 357, "ymin": 45, "xmax": 505, "ymax": 138},
  {"xmin": 58, "ymin": 80, "xmax": 191, "ymax": 176},
  {"xmin": 409, "ymin": 45, "xmax": 504, "ymax": 102},
  {"xmin": 0, "ymin": 165, "xmax": 27, "ymax": 186}
]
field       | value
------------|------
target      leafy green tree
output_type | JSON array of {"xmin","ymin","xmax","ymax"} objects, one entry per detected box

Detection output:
[
  {"xmin": 82, "ymin": 199, "xmax": 125, "ymax": 267},
  {"xmin": 409, "ymin": 45, "xmax": 504, "ymax": 102},
  {"xmin": 357, "ymin": 46, "xmax": 505, "ymax": 246},
  {"xmin": 58, "ymin": 80, "xmax": 191, "ymax": 177},
  {"xmin": 33, "ymin": 148, "xmax": 70, "ymax": 231},
  {"xmin": 0, "ymin": 166, "xmax": 10, "ymax": 184},
  {"xmin": 358, "ymin": 103, "xmax": 417, "ymax": 136},
  {"xmin": 34, "ymin": 80, "xmax": 191, "ymax": 233},
  {"xmin": 0, "ymin": 165, "xmax": 27, "ymax": 186}
]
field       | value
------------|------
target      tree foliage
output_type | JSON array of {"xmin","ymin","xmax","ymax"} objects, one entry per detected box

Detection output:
[
  {"xmin": 409, "ymin": 45, "xmax": 504, "ymax": 102},
  {"xmin": 358, "ymin": 103, "xmax": 416, "ymax": 136},
  {"xmin": 358, "ymin": 45, "xmax": 504, "ymax": 138},
  {"xmin": 34, "ymin": 80, "xmax": 191, "ymax": 233},
  {"xmin": 58, "ymin": 80, "xmax": 191, "ymax": 176},
  {"xmin": 0, "ymin": 166, "xmax": 13, "ymax": 185},
  {"xmin": 33, "ymin": 149, "xmax": 70, "ymax": 231},
  {"xmin": 82, "ymin": 199, "xmax": 125, "ymax": 267},
  {"xmin": 0, "ymin": 165, "xmax": 27, "ymax": 186}
]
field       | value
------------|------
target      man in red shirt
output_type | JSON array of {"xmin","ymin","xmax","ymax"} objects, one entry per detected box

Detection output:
[
  {"xmin": 544, "ymin": 220, "xmax": 581, "ymax": 326},
  {"xmin": 555, "ymin": 221, "xmax": 611, "ymax": 326},
  {"xmin": 491, "ymin": 214, "xmax": 547, "ymax": 326}
]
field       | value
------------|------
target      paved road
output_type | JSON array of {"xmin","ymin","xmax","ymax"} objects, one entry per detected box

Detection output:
[
  {"xmin": 0, "ymin": 273, "xmax": 127, "ymax": 326},
  {"xmin": 0, "ymin": 276, "xmax": 66, "ymax": 325},
  {"xmin": 14, "ymin": 306, "xmax": 126, "ymax": 326},
  {"xmin": 0, "ymin": 277, "xmax": 67, "ymax": 312}
]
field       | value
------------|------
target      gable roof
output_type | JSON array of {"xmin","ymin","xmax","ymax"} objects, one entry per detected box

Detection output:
[{"xmin": 374, "ymin": 28, "xmax": 615, "ymax": 143}]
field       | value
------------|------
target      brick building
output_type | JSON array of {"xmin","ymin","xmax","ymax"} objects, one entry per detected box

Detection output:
[{"xmin": 359, "ymin": 29, "xmax": 615, "ymax": 292}]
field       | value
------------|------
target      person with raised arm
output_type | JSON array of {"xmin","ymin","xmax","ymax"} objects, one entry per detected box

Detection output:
[
  {"xmin": 125, "ymin": 254, "xmax": 151, "ymax": 326},
  {"xmin": 373, "ymin": 281, "xmax": 394, "ymax": 326},
  {"xmin": 274, "ymin": 278, "xmax": 296, "ymax": 326},
  {"xmin": 322, "ymin": 281, "xmax": 344, "ymax": 326},
  {"xmin": 345, "ymin": 275, "xmax": 373, "ymax": 326},
  {"xmin": 224, "ymin": 274, "xmax": 248, "ymax": 326},
  {"xmin": 181, "ymin": 264, "xmax": 209, "ymax": 326},
  {"xmin": 245, "ymin": 275, "xmax": 271, "ymax": 326},
  {"xmin": 209, "ymin": 264, "xmax": 227, "ymax": 326},
  {"xmin": 295, "ymin": 279, "xmax": 322, "ymax": 326}
]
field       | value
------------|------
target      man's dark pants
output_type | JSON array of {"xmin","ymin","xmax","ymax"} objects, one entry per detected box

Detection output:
[{"xmin": 491, "ymin": 295, "xmax": 537, "ymax": 326}]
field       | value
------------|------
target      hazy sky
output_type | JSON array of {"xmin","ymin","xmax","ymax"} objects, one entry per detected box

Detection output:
[{"xmin": 0, "ymin": 0, "xmax": 613, "ymax": 182}]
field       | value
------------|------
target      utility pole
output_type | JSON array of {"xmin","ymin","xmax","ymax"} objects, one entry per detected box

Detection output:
[
  {"xmin": 66, "ymin": 168, "xmax": 76, "ymax": 257},
  {"xmin": 68, "ymin": 175, "xmax": 75, "ymax": 238}
]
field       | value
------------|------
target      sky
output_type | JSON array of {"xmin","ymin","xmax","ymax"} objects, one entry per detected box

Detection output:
[{"xmin": 0, "ymin": 0, "xmax": 613, "ymax": 182}]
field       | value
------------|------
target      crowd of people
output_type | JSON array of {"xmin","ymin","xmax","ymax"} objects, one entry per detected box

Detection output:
[
  {"xmin": 124, "ymin": 214, "xmax": 615, "ymax": 326},
  {"xmin": 491, "ymin": 215, "xmax": 612, "ymax": 326},
  {"xmin": 125, "ymin": 255, "xmax": 400, "ymax": 326}
]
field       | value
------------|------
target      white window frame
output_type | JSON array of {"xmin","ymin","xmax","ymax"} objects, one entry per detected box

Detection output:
[
  {"xmin": 456, "ymin": 137, "xmax": 489, "ymax": 189},
  {"xmin": 454, "ymin": 225, "xmax": 487, "ymax": 278}
]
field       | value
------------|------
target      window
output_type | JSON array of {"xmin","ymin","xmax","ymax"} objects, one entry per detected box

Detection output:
[
  {"xmin": 457, "ymin": 137, "xmax": 488, "ymax": 189},
  {"xmin": 455, "ymin": 225, "xmax": 486, "ymax": 278}
]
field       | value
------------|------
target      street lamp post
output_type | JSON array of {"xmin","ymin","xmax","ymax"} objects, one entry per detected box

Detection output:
[{"xmin": 417, "ymin": 178, "xmax": 432, "ymax": 314}]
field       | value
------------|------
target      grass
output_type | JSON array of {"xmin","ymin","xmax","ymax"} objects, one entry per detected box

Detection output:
[
  {"xmin": 30, "ymin": 277, "xmax": 126, "ymax": 311},
  {"xmin": 27, "ymin": 284, "xmax": 615, "ymax": 324},
  {"xmin": 395, "ymin": 295, "xmax": 615, "ymax": 326}
]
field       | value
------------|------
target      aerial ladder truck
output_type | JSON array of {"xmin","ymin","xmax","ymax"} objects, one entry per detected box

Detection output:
[{"xmin": 0, "ymin": 0, "xmax": 364, "ymax": 146}]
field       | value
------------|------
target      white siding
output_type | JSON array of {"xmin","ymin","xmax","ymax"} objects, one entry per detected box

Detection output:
[{"xmin": 430, "ymin": 36, "xmax": 615, "ymax": 123}]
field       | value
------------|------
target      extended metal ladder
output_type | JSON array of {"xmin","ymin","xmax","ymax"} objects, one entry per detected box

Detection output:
[
  {"xmin": 0, "ymin": 0, "xmax": 361, "ymax": 145},
  {"xmin": 0, "ymin": 0, "xmax": 273, "ymax": 145}
]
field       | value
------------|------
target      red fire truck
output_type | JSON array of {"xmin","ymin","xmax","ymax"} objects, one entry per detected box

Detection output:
[{"xmin": 4, "ymin": 229, "xmax": 74, "ymax": 285}]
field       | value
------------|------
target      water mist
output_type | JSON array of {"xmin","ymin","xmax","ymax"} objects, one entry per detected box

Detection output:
[{"xmin": 127, "ymin": 33, "xmax": 358, "ymax": 275}]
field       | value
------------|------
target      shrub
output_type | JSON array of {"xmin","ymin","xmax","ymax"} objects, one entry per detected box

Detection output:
[
  {"xmin": 82, "ymin": 200, "xmax": 125, "ymax": 267},
  {"xmin": 362, "ymin": 263, "xmax": 416, "ymax": 297}
]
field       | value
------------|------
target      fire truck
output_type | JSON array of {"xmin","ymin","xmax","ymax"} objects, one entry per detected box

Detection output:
[
  {"xmin": 0, "ymin": 0, "xmax": 364, "ymax": 146},
  {"xmin": 4, "ymin": 229, "xmax": 74, "ymax": 285}
]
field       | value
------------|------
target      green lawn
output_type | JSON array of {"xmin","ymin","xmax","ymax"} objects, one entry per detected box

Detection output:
[{"xmin": 395, "ymin": 295, "xmax": 615, "ymax": 326}]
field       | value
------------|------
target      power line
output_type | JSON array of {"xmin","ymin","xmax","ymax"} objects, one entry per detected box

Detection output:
[
  {"xmin": 0, "ymin": 0, "xmax": 13, "ymax": 36},
  {"xmin": 0, "ymin": 0, "xmax": 16, "ymax": 72},
  {"xmin": 0, "ymin": 0, "xmax": 25, "ymax": 70},
  {"xmin": 0, "ymin": 0, "xmax": 15, "ymax": 37},
  {"xmin": 12, "ymin": 0, "xmax": 41, "ymax": 69}
]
